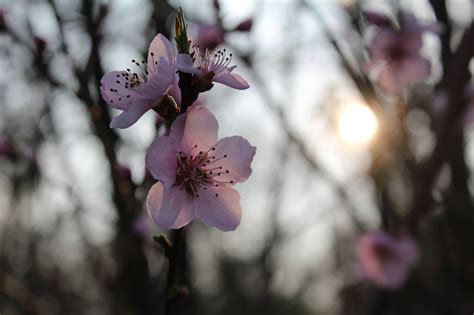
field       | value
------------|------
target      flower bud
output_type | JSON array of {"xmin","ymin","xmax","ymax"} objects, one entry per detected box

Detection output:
[
  {"xmin": 364, "ymin": 11, "xmax": 391, "ymax": 28},
  {"xmin": 175, "ymin": 8, "xmax": 190, "ymax": 54},
  {"xmin": 234, "ymin": 18, "xmax": 253, "ymax": 32}
]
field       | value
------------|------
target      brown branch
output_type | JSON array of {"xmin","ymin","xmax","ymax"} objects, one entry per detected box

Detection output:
[{"xmin": 408, "ymin": 25, "xmax": 474, "ymax": 230}]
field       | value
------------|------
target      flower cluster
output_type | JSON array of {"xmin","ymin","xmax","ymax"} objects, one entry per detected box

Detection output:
[
  {"xmin": 364, "ymin": 11, "xmax": 442, "ymax": 94},
  {"xmin": 100, "ymin": 11, "xmax": 255, "ymax": 231},
  {"xmin": 356, "ymin": 230, "xmax": 419, "ymax": 289}
]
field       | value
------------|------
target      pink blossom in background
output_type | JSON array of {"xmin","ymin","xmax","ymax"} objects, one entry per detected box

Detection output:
[
  {"xmin": 364, "ymin": 12, "xmax": 442, "ymax": 94},
  {"xmin": 100, "ymin": 34, "xmax": 176, "ymax": 128},
  {"xmin": 176, "ymin": 47, "xmax": 249, "ymax": 90},
  {"xmin": 145, "ymin": 105, "xmax": 256, "ymax": 231},
  {"xmin": 364, "ymin": 11, "xmax": 392, "ymax": 28},
  {"xmin": 192, "ymin": 23, "xmax": 225, "ymax": 51},
  {"xmin": 234, "ymin": 18, "xmax": 253, "ymax": 32},
  {"xmin": 356, "ymin": 230, "xmax": 419, "ymax": 289}
]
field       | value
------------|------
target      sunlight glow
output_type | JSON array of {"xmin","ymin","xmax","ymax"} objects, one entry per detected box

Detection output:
[{"xmin": 337, "ymin": 103, "xmax": 378, "ymax": 144}]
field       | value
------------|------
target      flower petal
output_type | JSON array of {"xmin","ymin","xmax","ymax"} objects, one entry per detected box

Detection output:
[
  {"xmin": 147, "ymin": 182, "xmax": 195, "ymax": 229},
  {"xmin": 396, "ymin": 236, "xmax": 420, "ymax": 266},
  {"xmin": 145, "ymin": 136, "xmax": 178, "ymax": 189},
  {"xmin": 194, "ymin": 186, "xmax": 242, "ymax": 231},
  {"xmin": 213, "ymin": 70, "xmax": 250, "ymax": 90},
  {"xmin": 141, "ymin": 58, "xmax": 176, "ymax": 99},
  {"xmin": 176, "ymin": 54, "xmax": 200, "ymax": 74},
  {"xmin": 398, "ymin": 55, "xmax": 431, "ymax": 85},
  {"xmin": 147, "ymin": 33, "xmax": 174, "ymax": 66},
  {"xmin": 169, "ymin": 105, "xmax": 218, "ymax": 153},
  {"xmin": 203, "ymin": 136, "xmax": 256, "ymax": 185},
  {"xmin": 100, "ymin": 71, "xmax": 152, "ymax": 110},
  {"xmin": 110, "ymin": 101, "xmax": 153, "ymax": 128},
  {"xmin": 378, "ymin": 65, "xmax": 403, "ymax": 94}
]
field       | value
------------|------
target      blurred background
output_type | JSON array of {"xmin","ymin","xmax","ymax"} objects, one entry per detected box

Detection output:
[{"xmin": 0, "ymin": 0, "xmax": 473, "ymax": 314}]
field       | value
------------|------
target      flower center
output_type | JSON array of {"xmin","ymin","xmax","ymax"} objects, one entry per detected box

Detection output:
[
  {"xmin": 174, "ymin": 145, "xmax": 233, "ymax": 198},
  {"xmin": 387, "ymin": 35, "xmax": 411, "ymax": 62},
  {"xmin": 194, "ymin": 46, "xmax": 233, "ymax": 75},
  {"xmin": 374, "ymin": 243, "xmax": 397, "ymax": 263}
]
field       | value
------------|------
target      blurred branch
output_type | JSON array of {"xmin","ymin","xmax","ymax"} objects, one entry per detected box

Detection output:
[
  {"xmin": 409, "ymin": 24, "xmax": 474, "ymax": 230},
  {"xmin": 241, "ymin": 56, "xmax": 365, "ymax": 232},
  {"xmin": 429, "ymin": 0, "xmax": 452, "ymax": 80},
  {"xmin": 304, "ymin": 1, "xmax": 380, "ymax": 110}
]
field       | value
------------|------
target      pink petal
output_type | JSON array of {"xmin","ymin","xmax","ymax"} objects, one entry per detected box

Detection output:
[
  {"xmin": 396, "ymin": 236, "xmax": 420, "ymax": 266},
  {"xmin": 213, "ymin": 70, "xmax": 250, "ymax": 90},
  {"xmin": 421, "ymin": 22, "xmax": 443, "ymax": 34},
  {"xmin": 176, "ymin": 54, "xmax": 199, "ymax": 74},
  {"xmin": 364, "ymin": 11, "xmax": 391, "ymax": 27},
  {"xmin": 378, "ymin": 65, "xmax": 404, "ymax": 94},
  {"xmin": 203, "ymin": 136, "xmax": 256, "ymax": 185},
  {"xmin": 147, "ymin": 33, "xmax": 174, "ymax": 66},
  {"xmin": 141, "ymin": 58, "xmax": 176, "ymax": 99},
  {"xmin": 379, "ymin": 260, "xmax": 407, "ymax": 289},
  {"xmin": 169, "ymin": 105, "xmax": 218, "ymax": 153},
  {"xmin": 145, "ymin": 136, "xmax": 178, "ymax": 189},
  {"xmin": 357, "ymin": 233, "xmax": 387, "ymax": 283},
  {"xmin": 356, "ymin": 231, "xmax": 418, "ymax": 289},
  {"xmin": 100, "ymin": 71, "xmax": 152, "ymax": 110},
  {"xmin": 398, "ymin": 55, "xmax": 431, "ymax": 84},
  {"xmin": 147, "ymin": 182, "xmax": 195, "ymax": 229},
  {"xmin": 370, "ymin": 29, "xmax": 398, "ymax": 61},
  {"xmin": 193, "ymin": 186, "xmax": 242, "ymax": 231},
  {"xmin": 110, "ymin": 101, "xmax": 153, "ymax": 128}
]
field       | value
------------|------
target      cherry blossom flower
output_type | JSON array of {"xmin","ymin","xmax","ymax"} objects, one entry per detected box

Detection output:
[
  {"xmin": 145, "ymin": 105, "xmax": 256, "ymax": 231},
  {"xmin": 176, "ymin": 47, "xmax": 249, "ymax": 90},
  {"xmin": 100, "ymin": 34, "xmax": 177, "ymax": 128},
  {"xmin": 356, "ymin": 230, "xmax": 419, "ymax": 289},
  {"xmin": 364, "ymin": 12, "xmax": 441, "ymax": 94}
]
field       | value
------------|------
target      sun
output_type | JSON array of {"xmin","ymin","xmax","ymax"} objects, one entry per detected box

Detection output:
[{"xmin": 337, "ymin": 103, "xmax": 378, "ymax": 144}]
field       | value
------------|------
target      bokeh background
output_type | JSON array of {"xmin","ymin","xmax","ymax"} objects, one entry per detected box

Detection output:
[{"xmin": 0, "ymin": 0, "xmax": 473, "ymax": 314}]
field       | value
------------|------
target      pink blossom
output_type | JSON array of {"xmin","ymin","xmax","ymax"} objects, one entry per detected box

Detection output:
[
  {"xmin": 193, "ymin": 23, "xmax": 225, "ymax": 51},
  {"xmin": 145, "ymin": 105, "xmax": 256, "ymax": 231},
  {"xmin": 176, "ymin": 48, "xmax": 249, "ymax": 90},
  {"xmin": 356, "ymin": 230, "xmax": 419, "ymax": 289},
  {"xmin": 364, "ymin": 12, "xmax": 441, "ymax": 94},
  {"xmin": 234, "ymin": 18, "xmax": 253, "ymax": 32},
  {"xmin": 100, "ymin": 34, "xmax": 176, "ymax": 128}
]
